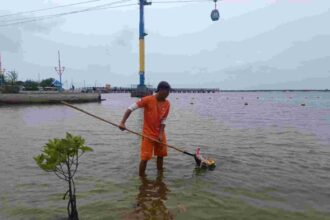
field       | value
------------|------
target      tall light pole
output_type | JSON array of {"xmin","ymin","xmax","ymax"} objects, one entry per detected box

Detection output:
[
  {"xmin": 131, "ymin": 0, "xmax": 219, "ymax": 97},
  {"xmin": 0, "ymin": 53, "xmax": 6, "ymax": 86},
  {"xmin": 132, "ymin": 0, "xmax": 152, "ymax": 97},
  {"xmin": 54, "ymin": 50, "xmax": 65, "ymax": 87},
  {"xmin": 139, "ymin": 0, "xmax": 151, "ymax": 87}
]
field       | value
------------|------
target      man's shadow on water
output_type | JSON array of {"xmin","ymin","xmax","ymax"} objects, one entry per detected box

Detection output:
[{"xmin": 122, "ymin": 172, "xmax": 174, "ymax": 220}]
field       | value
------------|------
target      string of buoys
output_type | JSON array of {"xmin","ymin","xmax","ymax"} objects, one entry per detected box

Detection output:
[{"xmin": 180, "ymin": 95, "xmax": 317, "ymax": 107}]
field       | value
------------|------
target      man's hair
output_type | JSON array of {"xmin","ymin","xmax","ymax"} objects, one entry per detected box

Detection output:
[{"xmin": 156, "ymin": 81, "xmax": 171, "ymax": 92}]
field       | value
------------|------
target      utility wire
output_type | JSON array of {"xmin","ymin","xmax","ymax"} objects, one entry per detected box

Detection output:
[
  {"xmin": 0, "ymin": 0, "xmax": 215, "ymax": 27},
  {"xmin": 0, "ymin": 3, "xmax": 137, "ymax": 27},
  {"xmin": 0, "ymin": 0, "xmax": 112, "ymax": 18},
  {"xmin": 0, "ymin": 0, "xmax": 134, "ymax": 26},
  {"xmin": 152, "ymin": 0, "xmax": 211, "ymax": 4}
]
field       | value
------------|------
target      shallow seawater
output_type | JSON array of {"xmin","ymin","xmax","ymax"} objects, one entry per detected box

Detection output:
[{"xmin": 0, "ymin": 92, "xmax": 330, "ymax": 220}]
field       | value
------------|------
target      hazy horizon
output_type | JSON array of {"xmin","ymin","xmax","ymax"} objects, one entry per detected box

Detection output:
[{"xmin": 1, "ymin": 0, "xmax": 330, "ymax": 89}]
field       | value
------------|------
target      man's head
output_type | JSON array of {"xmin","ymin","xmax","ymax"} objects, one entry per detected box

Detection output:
[{"xmin": 156, "ymin": 81, "xmax": 171, "ymax": 100}]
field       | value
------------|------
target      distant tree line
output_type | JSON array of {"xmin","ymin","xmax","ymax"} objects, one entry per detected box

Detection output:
[{"xmin": 0, "ymin": 70, "xmax": 55, "ymax": 93}]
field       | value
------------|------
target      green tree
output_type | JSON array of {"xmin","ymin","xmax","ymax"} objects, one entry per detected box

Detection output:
[
  {"xmin": 34, "ymin": 133, "xmax": 93, "ymax": 220},
  {"xmin": 40, "ymin": 77, "xmax": 55, "ymax": 88},
  {"xmin": 15, "ymin": 80, "xmax": 25, "ymax": 86},
  {"xmin": 6, "ymin": 70, "xmax": 18, "ymax": 85},
  {"xmin": 24, "ymin": 80, "xmax": 39, "ymax": 91},
  {"xmin": 0, "ymin": 73, "xmax": 5, "ymax": 86}
]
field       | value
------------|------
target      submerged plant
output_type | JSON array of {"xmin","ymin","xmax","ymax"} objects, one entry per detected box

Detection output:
[{"xmin": 34, "ymin": 133, "xmax": 93, "ymax": 220}]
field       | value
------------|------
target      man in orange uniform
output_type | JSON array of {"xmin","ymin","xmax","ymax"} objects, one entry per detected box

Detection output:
[{"xmin": 119, "ymin": 81, "xmax": 171, "ymax": 176}]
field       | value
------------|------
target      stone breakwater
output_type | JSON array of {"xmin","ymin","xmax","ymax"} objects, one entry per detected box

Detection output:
[{"xmin": 0, "ymin": 92, "xmax": 101, "ymax": 104}]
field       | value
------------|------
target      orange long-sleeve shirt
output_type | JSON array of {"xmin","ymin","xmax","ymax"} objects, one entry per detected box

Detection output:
[{"xmin": 136, "ymin": 95, "xmax": 170, "ymax": 138}]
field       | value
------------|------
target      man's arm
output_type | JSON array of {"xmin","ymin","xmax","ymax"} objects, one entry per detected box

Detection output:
[
  {"xmin": 158, "ymin": 102, "xmax": 169, "ymax": 142},
  {"xmin": 158, "ymin": 124, "xmax": 166, "ymax": 142},
  {"xmin": 119, "ymin": 102, "xmax": 141, "ymax": 130},
  {"xmin": 119, "ymin": 109, "xmax": 132, "ymax": 131}
]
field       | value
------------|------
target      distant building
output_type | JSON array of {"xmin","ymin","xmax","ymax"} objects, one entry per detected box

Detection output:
[
  {"xmin": 0, "ymin": 53, "xmax": 5, "ymax": 86},
  {"xmin": 104, "ymin": 84, "xmax": 111, "ymax": 92},
  {"xmin": 52, "ymin": 80, "xmax": 63, "ymax": 91}
]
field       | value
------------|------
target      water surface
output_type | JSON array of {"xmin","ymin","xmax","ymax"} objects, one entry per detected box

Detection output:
[{"xmin": 0, "ymin": 92, "xmax": 329, "ymax": 219}]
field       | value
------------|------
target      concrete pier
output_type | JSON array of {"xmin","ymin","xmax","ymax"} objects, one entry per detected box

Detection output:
[{"xmin": 0, "ymin": 92, "xmax": 101, "ymax": 104}]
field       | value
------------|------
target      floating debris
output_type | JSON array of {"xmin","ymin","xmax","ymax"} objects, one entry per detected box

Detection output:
[
  {"xmin": 196, "ymin": 148, "xmax": 216, "ymax": 170},
  {"xmin": 177, "ymin": 203, "xmax": 187, "ymax": 213}
]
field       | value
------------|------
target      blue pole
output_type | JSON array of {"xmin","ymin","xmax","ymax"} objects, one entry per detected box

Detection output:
[
  {"xmin": 138, "ymin": 0, "xmax": 151, "ymax": 87},
  {"xmin": 139, "ymin": 0, "xmax": 145, "ymax": 86}
]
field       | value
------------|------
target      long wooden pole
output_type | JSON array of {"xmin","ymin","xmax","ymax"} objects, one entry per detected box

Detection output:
[{"xmin": 61, "ymin": 101, "xmax": 195, "ymax": 156}]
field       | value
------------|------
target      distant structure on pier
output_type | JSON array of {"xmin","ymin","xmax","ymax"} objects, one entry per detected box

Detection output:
[
  {"xmin": 0, "ymin": 53, "xmax": 5, "ymax": 86},
  {"xmin": 54, "ymin": 50, "xmax": 64, "ymax": 90}
]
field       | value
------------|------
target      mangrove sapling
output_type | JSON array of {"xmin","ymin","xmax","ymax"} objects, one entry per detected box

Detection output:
[{"xmin": 34, "ymin": 133, "xmax": 93, "ymax": 220}]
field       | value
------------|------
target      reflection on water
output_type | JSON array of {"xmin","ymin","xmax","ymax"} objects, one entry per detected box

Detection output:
[{"xmin": 123, "ymin": 173, "xmax": 173, "ymax": 220}]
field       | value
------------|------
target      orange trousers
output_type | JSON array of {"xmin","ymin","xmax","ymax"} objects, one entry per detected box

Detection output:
[{"xmin": 140, "ymin": 135, "xmax": 168, "ymax": 161}]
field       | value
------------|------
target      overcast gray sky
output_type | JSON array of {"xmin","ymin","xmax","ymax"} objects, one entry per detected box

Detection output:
[{"xmin": 0, "ymin": 0, "xmax": 329, "ymax": 89}]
